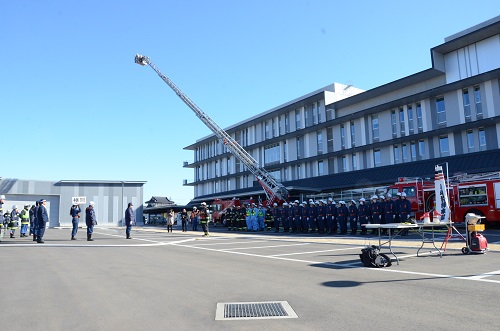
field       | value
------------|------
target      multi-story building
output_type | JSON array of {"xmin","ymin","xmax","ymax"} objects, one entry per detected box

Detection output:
[{"xmin": 184, "ymin": 16, "xmax": 500, "ymax": 204}]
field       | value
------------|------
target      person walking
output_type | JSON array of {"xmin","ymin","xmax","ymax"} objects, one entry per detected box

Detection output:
[
  {"xmin": 85, "ymin": 201, "xmax": 97, "ymax": 241},
  {"xmin": 166, "ymin": 209, "xmax": 174, "ymax": 233},
  {"xmin": 37, "ymin": 199, "xmax": 49, "ymax": 243},
  {"xmin": 199, "ymin": 202, "xmax": 210, "ymax": 236},
  {"xmin": 180, "ymin": 208, "xmax": 188, "ymax": 232},
  {"xmin": 70, "ymin": 203, "xmax": 81, "ymax": 240},
  {"xmin": 125, "ymin": 202, "xmax": 135, "ymax": 239}
]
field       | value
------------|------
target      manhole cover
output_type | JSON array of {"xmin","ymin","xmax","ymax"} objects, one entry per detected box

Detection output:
[{"xmin": 215, "ymin": 301, "xmax": 298, "ymax": 320}]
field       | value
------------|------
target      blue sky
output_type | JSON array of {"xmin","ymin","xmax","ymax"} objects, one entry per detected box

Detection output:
[{"xmin": 1, "ymin": 0, "xmax": 498, "ymax": 205}]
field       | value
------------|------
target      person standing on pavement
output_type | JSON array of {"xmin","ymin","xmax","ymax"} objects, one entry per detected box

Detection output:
[
  {"xmin": 37, "ymin": 199, "xmax": 49, "ymax": 243},
  {"xmin": 199, "ymin": 202, "xmax": 210, "ymax": 236},
  {"xmin": 29, "ymin": 204, "xmax": 36, "ymax": 238},
  {"xmin": 9, "ymin": 205, "xmax": 20, "ymax": 238},
  {"xmin": 358, "ymin": 198, "xmax": 369, "ymax": 235},
  {"xmin": 191, "ymin": 206, "xmax": 199, "ymax": 231},
  {"xmin": 0, "ymin": 195, "xmax": 5, "ymax": 240},
  {"xmin": 85, "ymin": 201, "xmax": 97, "ymax": 241},
  {"xmin": 166, "ymin": 209, "xmax": 174, "ymax": 233},
  {"xmin": 348, "ymin": 200, "xmax": 358, "ymax": 235},
  {"xmin": 33, "ymin": 200, "xmax": 40, "ymax": 241},
  {"xmin": 180, "ymin": 208, "xmax": 188, "ymax": 232},
  {"xmin": 125, "ymin": 202, "xmax": 135, "ymax": 239},
  {"xmin": 70, "ymin": 203, "xmax": 81, "ymax": 240},
  {"xmin": 19, "ymin": 204, "xmax": 30, "ymax": 237}
]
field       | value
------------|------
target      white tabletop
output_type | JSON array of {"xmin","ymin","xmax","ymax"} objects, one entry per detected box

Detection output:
[{"xmin": 364, "ymin": 223, "xmax": 418, "ymax": 229}]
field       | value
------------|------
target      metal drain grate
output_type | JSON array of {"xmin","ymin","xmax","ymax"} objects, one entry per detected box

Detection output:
[{"xmin": 215, "ymin": 301, "xmax": 298, "ymax": 320}]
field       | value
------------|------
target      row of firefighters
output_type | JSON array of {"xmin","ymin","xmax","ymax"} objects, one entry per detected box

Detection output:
[{"xmin": 224, "ymin": 193, "xmax": 412, "ymax": 235}]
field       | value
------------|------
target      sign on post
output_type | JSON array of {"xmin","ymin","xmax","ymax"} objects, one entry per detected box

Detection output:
[{"xmin": 72, "ymin": 196, "xmax": 87, "ymax": 205}]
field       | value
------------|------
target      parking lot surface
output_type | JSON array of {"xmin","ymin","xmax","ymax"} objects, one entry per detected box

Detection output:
[{"xmin": 1, "ymin": 225, "xmax": 499, "ymax": 330}]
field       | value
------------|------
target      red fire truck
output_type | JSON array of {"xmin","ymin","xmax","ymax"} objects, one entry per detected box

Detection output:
[
  {"xmin": 386, "ymin": 171, "xmax": 500, "ymax": 225},
  {"xmin": 210, "ymin": 197, "xmax": 256, "ymax": 225}
]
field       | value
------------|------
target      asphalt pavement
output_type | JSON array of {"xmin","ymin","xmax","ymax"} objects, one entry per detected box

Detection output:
[{"xmin": 1, "ymin": 225, "xmax": 499, "ymax": 331}]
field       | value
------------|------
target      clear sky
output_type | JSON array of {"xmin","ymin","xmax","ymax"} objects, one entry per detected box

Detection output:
[{"xmin": 1, "ymin": 0, "xmax": 498, "ymax": 205}]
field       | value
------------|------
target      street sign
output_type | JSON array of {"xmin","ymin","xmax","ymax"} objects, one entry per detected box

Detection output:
[{"xmin": 72, "ymin": 196, "xmax": 86, "ymax": 205}]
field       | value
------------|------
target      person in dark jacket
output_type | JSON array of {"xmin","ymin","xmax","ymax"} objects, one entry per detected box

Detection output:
[
  {"xmin": 37, "ymin": 199, "xmax": 49, "ymax": 243},
  {"xmin": 348, "ymin": 200, "xmax": 358, "ymax": 235},
  {"xmin": 85, "ymin": 201, "xmax": 97, "ymax": 241},
  {"xmin": 125, "ymin": 202, "xmax": 135, "ymax": 239},
  {"xmin": 70, "ymin": 204, "xmax": 81, "ymax": 240},
  {"xmin": 29, "ymin": 204, "xmax": 36, "ymax": 238}
]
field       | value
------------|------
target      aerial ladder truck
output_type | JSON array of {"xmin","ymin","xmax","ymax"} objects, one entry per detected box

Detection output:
[{"xmin": 134, "ymin": 54, "xmax": 288, "ymax": 205}]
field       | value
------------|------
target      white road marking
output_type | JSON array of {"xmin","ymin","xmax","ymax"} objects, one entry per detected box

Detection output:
[
  {"xmin": 465, "ymin": 269, "xmax": 500, "ymax": 280},
  {"xmin": 218, "ymin": 243, "xmax": 310, "ymax": 251},
  {"xmin": 190, "ymin": 240, "xmax": 265, "ymax": 246},
  {"xmin": 173, "ymin": 241, "xmax": 500, "ymax": 284},
  {"xmin": 270, "ymin": 246, "xmax": 364, "ymax": 257}
]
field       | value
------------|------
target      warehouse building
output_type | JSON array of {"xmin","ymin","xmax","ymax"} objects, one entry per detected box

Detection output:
[
  {"xmin": 0, "ymin": 178, "xmax": 145, "ymax": 227},
  {"xmin": 184, "ymin": 16, "xmax": 500, "ymax": 203}
]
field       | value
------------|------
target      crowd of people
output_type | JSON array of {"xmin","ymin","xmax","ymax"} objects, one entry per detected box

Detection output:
[
  {"xmin": 222, "ymin": 192, "xmax": 413, "ymax": 235},
  {"xmin": 0, "ymin": 195, "xmax": 137, "ymax": 243}
]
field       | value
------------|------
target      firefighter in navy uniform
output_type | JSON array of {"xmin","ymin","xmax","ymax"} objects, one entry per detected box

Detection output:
[
  {"xmin": 399, "ymin": 192, "xmax": 412, "ymax": 235},
  {"xmin": 317, "ymin": 200, "xmax": 326, "ymax": 234},
  {"xmin": 292, "ymin": 200, "xmax": 301, "ymax": 233},
  {"xmin": 307, "ymin": 200, "xmax": 317, "ymax": 234},
  {"xmin": 325, "ymin": 198, "xmax": 335, "ymax": 234},
  {"xmin": 348, "ymin": 200, "xmax": 358, "ymax": 235},
  {"xmin": 236, "ymin": 205, "xmax": 245, "ymax": 231},
  {"xmin": 29, "ymin": 204, "xmax": 36, "ymax": 238},
  {"xmin": 382, "ymin": 194, "xmax": 394, "ymax": 235},
  {"xmin": 290, "ymin": 201, "xmax": 298, "ymax": 233},
  {"xmin": 9, "ymin": 205, "xmax": 19, "ymax": 238},
  {"xmin": 300, "ymin": 202, "xmax": 308, "ymax": 233},
  {"xmin": 358, "ymin": 198, "xmax": 369, "ymax": 235},
  {"xmin": 369, "ymin": 195, "xmax": 381, "ymax": 234},
  {"xmin": 337, "ymin": 201, "xmax": 348, "ymax": 235},
  {"xmin": 280, "ymin": 202, "xmax": 290, "ymax": 233},
  {"xmin": 394, "ymin": 192, "xmax": 402, "ymax": 223},
  {"xmin": 264, "ymin": 205, "xmax": 273, "ymax": 231}
]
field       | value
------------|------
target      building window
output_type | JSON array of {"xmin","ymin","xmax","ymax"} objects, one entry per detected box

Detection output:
[
  {"xmin": 474, "ymin": 85, "xmax": 482, "ymax": 117},
  {"xmin": 272, "ymin": 118, "xmax": 277, "ymax": 137},
  {"xmin": 407, "ymin": 105, "xmax": 414, "ymax": 134},
  {"xmin": 417, "ymin": 103, "xmax": 423, "ymax": 132},
  {"xmin": 340, "ymin": 124, "xmax": 345, "ymax": 149},
  {"xmin": 352, "ymin": 153, "xmax": 357, "ymax": 170},
  {"xmin": 373, "ymin": 149, "xmax": 381, "ymax": 167},
  {"xmin": 326, "ymin": 107, "xmax": 334, "ymax": 121},
  {"xmin": 265, "ymin": 121, "xmax": 270, "ymax": 139},
  {"xmin": 227, "ymin": 157, "xmax": 231, "ymax": 175},
  {"xmin": 305, "ymin": 105, "xmax": 313, "ymax": 127},
  {"xmin": 399, "ymin": 108, "xmax": 405, "ymax": 136},
  {"xmin": 418, "ymin": 140, "xmax": 425, "ymax": 157},
  {"xmin": 439, "ymin": 136, "xmax": 449, "ymax": 154},
  {"xmin": 479, "ymin": 128, "xmax": 486, "ymax": 150},
  {"xmin": 317, "ymin": 131, "xmax": 323, "ymax": 154},
  {"xmin": 410, "ymin": 142, "xmax": 416, "ymax": 161},
  {"xmin": 283, "ymin": 141, "xmax": 287, "ymax": 162},
  {"xmin": 393, "ymin": 145, "xmax": 400, "ymax": 163},
  {"xmin": 350, "ymin": 121, "xmax": 355, "ymax": 147},
  {"xmin": 297, "ymin": 136, "xmax": 303, "ymax": 159},
  {"xmin": 318, "ymin": 160, "xmax": 324, "ymax": 176},
  {"xmin": 312, "ymin": 103, "xmax": 317, "ymax": 125},
  {"xmin": 467, "ymin": 130, "xmax": 474, "ymax": 150},
  {"xmin": 436, "ymin": 97, "xmax": 446, "ymax": 125},
  {"xmin": 463, "ymin": 89, "xmax": 471, "ymax": 120},
  {"xmin": 402, "ymin": 144, "xmax": 408, "ymax": 161},
  {"xmin": 372, "ymin": 115, "xmax": 379, "ymax": 141},
  {"xmin": 316, "ymin": 101, "xmax": 321, "ymax": 123},
  {"xmin": 264, "ymin": 143, "xmax": 280, "ymax": 166},
  {"xmin": 296, "ymin": 164, "xmax": 301, "ymax": 180},
  {"xmin": 295, "ymin": 109, "xmax": 301, "ymax": 130},
  {"xmin": 235, "ymin": 158, "xmax": 241, "ymax": 173},
  {"xmin": 391, "ymin": 110, "xmax": 397, "ymax": 137},
  {"xmin": 327, "ymin": 127, "xmax": 334, "ymax": 153},
  {"xmin": 342, "ymin": 155, "xmax": 347, "ymax": 172},
  {"xmin": 285, "ymin": 113, "xmax": 290, "ymax": 133}
]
